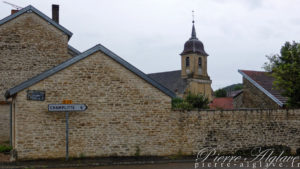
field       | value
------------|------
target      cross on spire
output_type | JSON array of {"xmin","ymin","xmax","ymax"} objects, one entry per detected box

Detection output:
[
  {"xmin": 192, "ymin": 10, "xmax": 195, "ymax": 23},
  {"xmin": 191, "ymin": 10, "xmax": 197, "ymax": 39}
]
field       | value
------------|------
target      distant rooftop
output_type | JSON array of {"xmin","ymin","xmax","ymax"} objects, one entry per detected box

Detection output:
[
  {"xmin": 238, "ymin": 70, "xmax": 288, "ymax": 107},
  {"xmin": 210, "ymin": 97, "xmax": 234, "ymax": 110},
  {"xmin": 148, "ymin": 70, "xmax": 188, "ymax": 95}
]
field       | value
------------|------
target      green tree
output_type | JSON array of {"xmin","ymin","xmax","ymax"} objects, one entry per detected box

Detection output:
[
  {"xmin": 214, "ymin": 89, "xmax": 227, "ymax": 97},
  {"xmin": 185, "ymin": 93, "xmax": 209, "ymax": 109},
  {"xmin": 172, "ymin": 92, "xmax": 209, "ymax": 110},
  {"xmin": 233, "ymin": 84, "xmax": 243, "ymax": 91},
  {"xmin": 263, "ymin": 41, "xmax": 300, "ymax": 108}
]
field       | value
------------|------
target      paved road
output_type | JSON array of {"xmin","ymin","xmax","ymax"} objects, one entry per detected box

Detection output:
[
  {"xmin": 54, "ymin": 161, "xmax": 300, "ymax": 169},
  {"xmin": 55, "ymin": 162, "xmax": 195, "ymax": 169}
]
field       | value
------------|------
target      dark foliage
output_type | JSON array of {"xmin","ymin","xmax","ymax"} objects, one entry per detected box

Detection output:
[
  {"xmin": 214, "ymin": 89, "xmax": 227, "ymax": 97},
  {"xmin": 172, "ymin": 92, "xmax": 209, "ymax": 110}
]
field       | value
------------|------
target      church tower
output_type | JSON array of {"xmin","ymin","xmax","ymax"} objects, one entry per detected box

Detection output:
[{"xmin": 180, "ymin": 20, "xmax": 212, "ymax": 100}]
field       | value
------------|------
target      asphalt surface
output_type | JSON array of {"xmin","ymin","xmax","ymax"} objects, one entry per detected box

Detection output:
[
  {"xmin": 55, "ymin": 162, "xmax": 194, "ymax": 169},
  {"xmin": 1, "ymin": 157, "xmax": 299, "ymax": 169},
  {"xmin": 53, "ymin": 161, "xmax": 300, "ymax": 169}
]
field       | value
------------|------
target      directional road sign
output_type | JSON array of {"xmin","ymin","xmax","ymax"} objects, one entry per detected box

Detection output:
[{"xmin": 48, "ymin": 104, "xmax": 87, "ymax": 112}]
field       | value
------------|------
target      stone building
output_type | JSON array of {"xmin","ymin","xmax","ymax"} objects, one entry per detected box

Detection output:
[
  {"xmin": 5, "ymin": 44, "xmax": 175, "ymax": 160},
  {"xmin": 1, "ymin": 4, "xmax": 176, "ymax": 160},
  {"xmin": 148, "ymin": 20, "xmax": 213, "ymax": 100},
  {"xmin": 0, "ymin": 5, "xmax": 81, "ymax": 143},
  {"xmin": 235, "ymin": 70, "xmax": 288, "ymax": 109}
]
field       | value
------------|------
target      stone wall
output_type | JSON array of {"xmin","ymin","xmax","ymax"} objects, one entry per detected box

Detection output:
[
  {"xmin": 12, "ymin": 51, "xmax": 175, "ymax": 160},
  {"xmin": 177, "ymin": 109, "xmax": 300, "ymax": 155},
  {"xmin": 0, "ymin": 103, "xmax": 10, "ymax": 143},
  {"xmin": 233, "ymin": 92, "xmax": 243, "ymax": 108},
  {"xmin": 241, "ymin": 78, "xmax": 280, "ymax": 109},
  {"xmin": 0, "ymin": 12, "xmax": 71, "ymax": 101}
]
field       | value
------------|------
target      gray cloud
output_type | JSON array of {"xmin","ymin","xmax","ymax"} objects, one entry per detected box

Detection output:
[{"xmin": 1, "ymin": 0, "xmax": 299, "ymax": 89}]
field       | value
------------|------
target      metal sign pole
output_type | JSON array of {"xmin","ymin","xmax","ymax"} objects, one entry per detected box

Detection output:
[
  {"xmin": 48, "ymin": 101, "xmax": 87, "ymax": 161},
  {"xmin": 66, "ymin": 111, "xmax": 69, "ymax": 161}
]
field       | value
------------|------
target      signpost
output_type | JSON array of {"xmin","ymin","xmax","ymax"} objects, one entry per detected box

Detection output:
[
  {"xmin": 48, "ymin": 101, "xmax": 87, "ymax": 161},
  {"xmin": 48, "ymin": 104, "xmax": 88, "ymax": 112},
  {"xmin": 65, "ymin": 111, "xmax": 69, "ymax": 160}
]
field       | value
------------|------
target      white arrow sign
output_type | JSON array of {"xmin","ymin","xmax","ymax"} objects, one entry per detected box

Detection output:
[{"xmin": 48, "ymin": 104, "xmax": 87, "ymax": 112}]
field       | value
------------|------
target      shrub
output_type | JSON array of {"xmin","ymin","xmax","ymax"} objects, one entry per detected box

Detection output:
[
  {"xmin": 0, "ymin": 144, "xmax": 12, "ymax": 153},
  {"xmin": 186, "ymin": 93, "xmax": 209, "ymax": 109},
  {"xmin": 171, "ymin": 97, "xmax": 184, "ymax": 108},
  {"xmin": 172, "ymin": 92, "xmax": 209, "ymax": 110},
  {"xmin": 135, "ymin": 146, "xmax": 140, "ymax": 157}
]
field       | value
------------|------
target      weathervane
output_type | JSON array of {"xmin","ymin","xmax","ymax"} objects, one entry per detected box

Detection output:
[{"xmin": 192, "ymin": 10, "xmax": 195, "ymax": 23}]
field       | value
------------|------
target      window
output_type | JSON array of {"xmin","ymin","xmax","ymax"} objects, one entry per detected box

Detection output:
[
  {"xmin": 186, "ymin": 57, "xmax": 190, "ymax": 67},
  {"xmin": 198, "ymin": 57, "xmax": 202, "ymax": 68},
  {"xmin": 198, "ymin": 57, "xmax": 202, "ymax": 75}
]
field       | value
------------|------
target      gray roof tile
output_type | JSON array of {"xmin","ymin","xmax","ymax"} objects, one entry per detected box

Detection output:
[{"xmin": 148, "ymin": 70, "xmax": 188, "ymax": 94}]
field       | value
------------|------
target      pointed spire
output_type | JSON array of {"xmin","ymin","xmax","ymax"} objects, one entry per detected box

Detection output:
[
  {"xmin": 191, "ymin": 22, "xmax": 197, "ymax": 39},
  {"xmin": 191, "ymin": 10, "xmax": 197, "ymax": 39}
]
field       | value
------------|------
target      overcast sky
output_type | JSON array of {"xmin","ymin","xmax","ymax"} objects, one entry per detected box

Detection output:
[{"xmin": 1, "ymin": 0, "xmax": 299, "ymax": 90}]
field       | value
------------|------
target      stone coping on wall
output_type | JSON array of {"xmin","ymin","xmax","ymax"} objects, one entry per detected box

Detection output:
[{"xmin": 173, "ymin": 108, "xmax": 299, "ymax": 112}]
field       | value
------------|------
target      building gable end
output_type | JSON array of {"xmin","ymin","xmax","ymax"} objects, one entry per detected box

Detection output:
[
  {"xmin": 238, "ymin": 70, "xmax": 283, "ymax": 107},
  {"xmin": 0, "ymin": 5, "xmax": 72, "ymax": 39},
  {"xmin": 5, "ymin": 44, "xmax": 176, "ymax": 99}
]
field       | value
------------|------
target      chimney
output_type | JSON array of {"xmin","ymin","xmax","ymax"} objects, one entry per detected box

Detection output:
[
  {"xmin": 52, "ymin": 4, "xmax": 59, "ymax": 23},
  {"xmin": 11, "ymin": 9, "xmax": 19, "ymax": 15}
]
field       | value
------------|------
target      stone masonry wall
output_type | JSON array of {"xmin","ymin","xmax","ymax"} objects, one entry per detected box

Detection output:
[
  {"xmin": 242, "ymin": 78, "xmax": 280, "ymax": 109},
  {"xmin": 0, "ymin": 12, "xmax": 71, "ymax": 101},
  {"xmin": 0, "ymin": 103, "xmax": 9, "ymax": 143},
  {"xmin": 233, "ymin": 93, "xmax": 243, "ymax": 109},
  {"xmin": 12, "ymin": 51, "xmax": 176, "ymax": 160},
  {"xmin": 178, "ymin": 109, "xmax": 300, "ymax": 155}
]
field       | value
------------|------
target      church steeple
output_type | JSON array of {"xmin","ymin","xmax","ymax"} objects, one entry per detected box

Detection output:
[
  {"xmin": 181, "ymin": 19, "xmax": 208, "ymax": 56},
  {"xmin": 179, "ymin": 11, "xmax": 212, "ymax": 100},
  {"xmin": 191, "ymin": 20, "xmax": 197, "ymax": 39}
]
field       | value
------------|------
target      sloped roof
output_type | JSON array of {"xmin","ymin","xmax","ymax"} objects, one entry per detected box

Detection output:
[
  {"xmin": 0, "ymin": 5, "xmax": 73, "ymax": 39},
  {"xmin": 228, "ymin": 89, "xmax": 243, "ymax": 98},
  {"xmin": 68, "ymin": 45, "xmax": 81, "ymax": 56},
  {"xmin": 148, "ymin": 70, "xmax": 188, "ymax": 94},
  {"xmin": 210, "ymin": 97, "xmax": 234, "ymax": 110},
  {"xmin": 5, "ymin": 44, "xmax": 176, "ymax": 99},
  {"xmin": 238, "ymin": 70, "xmax": 288, "ymax": 107},
  {"xmin": 232, "ymin": 90, "xmax": 243, "ymax": 98},
  {"xmin": 181, "ymin": 22, "xmax": 208, "ymax": 56}
]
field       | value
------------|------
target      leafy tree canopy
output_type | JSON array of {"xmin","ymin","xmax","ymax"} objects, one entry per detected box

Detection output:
[
  {"xmin": 233, "ymin": 84, "xmax": 243, "ymax": 91},
  {"xmin": 214, "ymin": 89, "xmax": 227, "ymax": 98},
  {"xmin": 172, "ymin": 92, "xmax": 209, "ymax": 110},
  {"xmin": 263, "ymin": 41, "xmax": 300, "ymax": 108}
]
